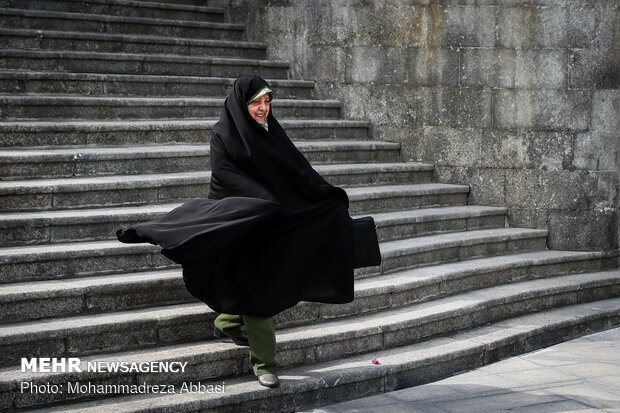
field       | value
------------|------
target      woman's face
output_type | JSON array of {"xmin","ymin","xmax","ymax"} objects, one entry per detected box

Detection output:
[{"xmin": 247, "ymin": 93, "xmax": 271, "ymax": 125}]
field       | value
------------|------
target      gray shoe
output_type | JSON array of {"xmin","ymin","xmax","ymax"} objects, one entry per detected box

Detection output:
[
  {"xmin": 257, "ymin": 373, "xmax": 279, "ymax": 388},
  {"xmin": 213, "ymin": 325, "xmax": 249, "ymax": 346}
]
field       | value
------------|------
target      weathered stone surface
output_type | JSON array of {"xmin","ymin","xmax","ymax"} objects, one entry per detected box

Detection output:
[
  {"xmin": 348, "ymin": 184, "xmax": 469, "ymax": 214},
  {"xmin": 422, "ymin": 87, "xmax": 492, "ymax": 128},
  {"xmin": 305, "ymin": 46, "xmax": 347, "ymax": 83},
  {"xmin": 1, "ymin": 296, "xmax": 83, "ymax": 324},
  {"xmin": 0, "ymin": 71, "xmax": 314, "ymax": 98},
  {"xmin": 0, "ymin": 119, "xmax": 372, "ymax": 148},
  {"xmin": 591, "ymin": 1, "xmax": 619, "ymax": 50},
  {"xmin": 497, "ymin": 6, "xmax": 567, "ymax": 48},
  {"xmin": 0, "ymin": 28, "xmax": 267, "ymax": 59},
  {"xmin": 515, "ymin": 49, "xmax": 567, "ymax": 89},
  {"xmin": 567, "ymin": 4, "xmax": 597, "ymax": 48},
  {"xmin": 303, "ymin": 5, "xmax": 347, "ymax": 46},
  {"xmin": 506, "ymin": 208, "xmax": 550, "ymax": 233},
  {"xmin": 479, "ymin": 130, "xmax": 528, "ymax": 170},
  {"xmin": 590, "ymin": 90, "xmax": 620, "ymax": 133},
  {"xmin": 415, "ymin": 126, "xmax": 482, "ymax": 167},
  {"xmin": 411, "ymin": 47, "xmax": 460, "ymax": 86},
  {"xmin": 548, "ymin": 209, "xmax": 618, "ymax": 251},
  {"xmin": 493, "ymin": 90, "xmax": 591, "ymax": 131},
  {"xmin": 479, "ymin": 130, "xmax": 574, "ymax": 171},
  {"xmin": 349, "ymin": 47, "xmax": 410, "ymax": 84},
  {"xmin": 438, "ymin": 0, "xmax": 523, "ymax": 4},
  {"xmin": 505, "ymin": 170, "xmax": 616, "ymax": 210},
  {"xmin": 569, "ymin": 48, "xmax": 620, "ymax": 90},
  {"xmin": 337, "ymin": 3, "xmax": 429, "ymax": 47},
  {"xmin": 0, "ymin": 241, "xmax": 171, "ymax": 282},
  {"xmin": 0, "ymin": 9, "xmax": 244, "ymax": 40},
  {"xmin": 434, "ymin": 166, "xmax": 505, "ymax": 206},
  {"xmin": 348, "ymin": 47, "xmax": 459, "ymax": 86},
  {"xmin": 0, "ymin": 0, "xmax": 225, "ymax": 22},
  {"xmin": 460, "ymin": 49, "xmax": 516, "ymax": 88},
  {"xmin": 0, "ymin": 49, "xmax": 290, "ymax": 79},
  {"xmin": 573, "ymin": 131, "xmax": 617, "ymax": 172},
  {"xmin": 441, "ymin": 6, "xmax": 495, "ymax": 47},
  {"xmin": 614, "ymin": 5, "xmax": 620, "ymax": 50}
]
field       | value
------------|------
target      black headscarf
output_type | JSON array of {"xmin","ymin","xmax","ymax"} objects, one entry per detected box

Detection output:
[
  {"xmin": 209, "ymin": 75, "xmax": 349, "ymax": 209},
  {"xmin": 118, "ymin": 75, "xmax": 355, "ymax": 317}
]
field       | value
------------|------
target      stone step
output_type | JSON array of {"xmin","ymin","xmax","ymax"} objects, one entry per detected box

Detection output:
[
  {"xmin": 346, "ymin": 183, "xmax": 469, "ymax": 215},
  {"xmin": 372, "ymin": 227, "xmax": 548, "ymax": 276},
  {"xmin": 0, "ymin": 70, "xmax": 314, "ymax": 98},
  {"xmin": 300, "ymin": 141, "xmax": 403, "ymax": 165},
  {"xmin": 0, "ymin": 28, "xmax": 267, "ymax": 59},
  {"xmin": 0, "ymin": 95, "xmax": 340, "ymax": 121},
  {"xmin": 371, "ymin": 205, "xmax": 507, "ymax": 241},
  {"xmin": 137, "ymin": 0, "xmax": 218, "ymax": 5},
  {"xmin": 0, "ymin": 160, "xmax": 434, "ymax": 245},
  {"xmin": 0, "ymin": 119, "xmax": 371, "ymax": 148},
  {"xmin": 0, "ymin": 49, "xmax": 290, "ymax": 78},
  {"xmin": 0, "ymin": 141, "xmax": 403, "ymax": 180},
  {"xmin": 0, "ymin": 175, "xmax": 468, "ymax": 212},
  {"xmin": 1, "ymin": 272, "xmax": 618, "ymax": 408},
  {"xmin": 0, "ymin": 145, "xmax": 210, "ymax": 180},
  {"xmin": 0, "ymin": 227, "xmax": 546, "ymax": 284},
  {"xmin": 0, "ymin": 240, "xmax": 167, "ymax": 284},
  {"xmin": 1, "ymin": 248, "xmax": 614, "ymax": 324},
  {"xmin": 0, "ymin": 201, "xmax": 502, "ymax": 248},
  {"xmin": 18, "ymin": 298, "xmax": 619, "ymax": 413},
  {"xmin": 0, "ymin": 0, "xmax": 225, "ymax": 22},
  {"xmin": 0, "ymin": 8, "xmax": 244, "ymax": 39}
]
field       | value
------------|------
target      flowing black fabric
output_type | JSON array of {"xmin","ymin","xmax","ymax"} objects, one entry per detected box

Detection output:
[{"xmin": 117, "ymin": 75, "xmax": 354, "ymax": 317}]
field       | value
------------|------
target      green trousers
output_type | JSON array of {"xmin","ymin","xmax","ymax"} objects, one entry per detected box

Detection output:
[{"xmin": 214, "ymin": 313, "xmax": 277, "ymax": 376}]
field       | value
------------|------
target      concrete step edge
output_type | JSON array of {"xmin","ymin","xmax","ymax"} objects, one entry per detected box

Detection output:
[
  {"xmin": 0, "ymin": 142, "xmax": 403, "ymax": 163},
  {"xmin": 1, "ymin": 156, "xmax": 415, "ymax": 183},
  {"xmin": 1, "ymin": 272, "xmax": 618, "ymax": 380},
  {"xmin": 0, "ymin": 7, "xmax": 244, "ymax": 30},
  {"xmin": 0, "ymin": 27, "xmax": 267, "ymax": 49},
  {"xmin": 0, "ymin": 248, "xmax": 606, "ymax": 297},
  {"xmin": 346, "ymin": 183, "xmax": 470, "ymax": 199},
  {"xmin": 1, "ymin": 160, "xmax": 421, "ymax": 185},
  {"xmin": 0, "ymin": 181, "xmax": 466, "ymax": 214},
  {"xmin": 7, "ymin": 0, "xmax": 226, "ymax": 14},
  {"xmin": 0, "ymin": 118, "xmax": 369, "ymax": 133},
  {"xmin": 3, "ymin": 269, "xmax": 618, "ymax": 346},
  {"xmin": 0, "ymin": 203, "xmax": 499, "ymax": 230},
  {"xmin": 0, "ymin": 95, "xmax": 341, "ymax": 107},
  {"xmin": 369, "ymin": 205, "xmax": 507, "ymax": 225},
  {"xmin": 0, "ymin": 181, "xmax": 468, "ymax": 215},
  {"xmin": 379, "ymin": 227, "xmax": 549, "ymax": 256},
  {"xmin": 0, "ymin": 249, "xmax": 613, "ymax": 318},
  {"xmin": 0, "ymin": 178, "xmax": 461, "ymax": 196},
  {"xmin": 0, "ymin": 227, "xmax": 546, "ymax": 263},
  {"xmin": 0, "ymin": 144, "xmax": 211, "ymax": 163},
  {"xmin": 0, "ymin": 70, "xmax": 312, "ymax": 88},
  {"xmin": 24, "ymin": 298, "xmax": 620, "ymax": 413},
  {"xmin": 0, "ymin": 170, "xmax": 210, "ymax": 194},
  {"xmin": 0, "ymin": 203, "xmax": 506, "ymax": 249},
  {"xmin": 0, "ymin": 49, "xmax": 290, "ymax": 67}
]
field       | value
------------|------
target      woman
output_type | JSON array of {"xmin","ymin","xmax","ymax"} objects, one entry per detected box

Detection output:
[{"xmin": 118, "ymin": 75, "xmax": 378, "ymax": 388}]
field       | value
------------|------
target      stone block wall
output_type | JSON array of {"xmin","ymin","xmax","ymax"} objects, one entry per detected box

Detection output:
[{"xmin": 214, "ymin": 0, "xmax": 619, "ymax": 251}]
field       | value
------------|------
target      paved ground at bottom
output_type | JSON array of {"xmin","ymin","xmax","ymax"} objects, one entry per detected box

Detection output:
[{"xmin": 302, "ymin": 327, "xmax": 620, "ymax": 413}]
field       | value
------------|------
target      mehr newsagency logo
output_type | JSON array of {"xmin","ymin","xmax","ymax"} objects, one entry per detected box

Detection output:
[{"xmin": 20, "ymin": 358, "xmax": 225, "ymax": 395}]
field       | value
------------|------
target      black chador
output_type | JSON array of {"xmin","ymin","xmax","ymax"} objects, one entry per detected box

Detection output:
[{"xmin": 117, "ymin": 75, "xmax": 376, "ymax": 318}]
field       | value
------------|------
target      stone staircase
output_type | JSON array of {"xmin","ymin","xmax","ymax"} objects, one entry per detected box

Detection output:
[{"xmin": 0, "ymin": 0, "xmax": 618, "ymax": 411}]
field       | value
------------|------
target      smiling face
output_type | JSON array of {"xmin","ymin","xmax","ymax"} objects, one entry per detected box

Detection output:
[{"xmin": 247, "ymin": 93, "xmax": 271, "ymax": 125}]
